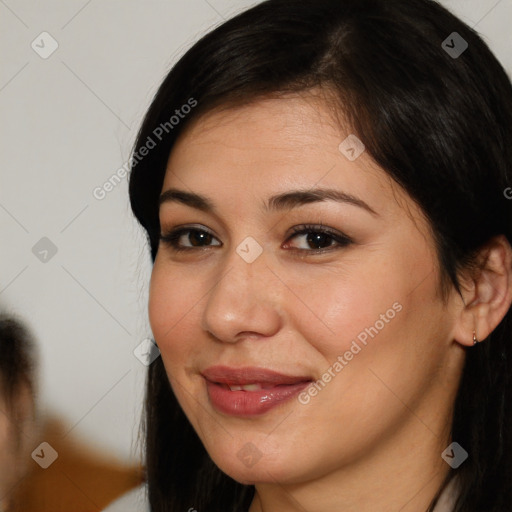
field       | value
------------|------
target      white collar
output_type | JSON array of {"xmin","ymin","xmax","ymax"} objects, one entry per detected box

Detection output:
[{"xmin": 432, "ymin": 477, "xmax": 459, "ymax": 512}]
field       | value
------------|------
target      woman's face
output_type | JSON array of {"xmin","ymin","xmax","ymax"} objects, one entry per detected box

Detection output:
[{"xmin": 149, "ymin": 93, "xmax": 461, "ymax": 485}]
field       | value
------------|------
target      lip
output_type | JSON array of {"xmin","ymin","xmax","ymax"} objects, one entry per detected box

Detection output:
[{"xmin": 202, "ymin": 365, "xmax": 312, "ymax": 417}]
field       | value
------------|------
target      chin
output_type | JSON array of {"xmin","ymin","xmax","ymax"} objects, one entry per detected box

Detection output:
[{"xmin": 208, "ymin": 445, "xmax": 309, "ymax": 486}]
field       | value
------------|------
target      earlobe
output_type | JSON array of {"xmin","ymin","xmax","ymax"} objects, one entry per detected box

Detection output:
[{"xmin": 452, "ymin": 235, "xmax": 512, "ymax": 348}]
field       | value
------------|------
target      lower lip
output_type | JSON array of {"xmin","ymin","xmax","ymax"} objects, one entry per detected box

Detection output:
[{"xmin": 205, "ymin": 380, "xmax": 311, "ymax": 417}]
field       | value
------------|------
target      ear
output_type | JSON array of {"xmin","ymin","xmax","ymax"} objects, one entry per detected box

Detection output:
[{"xmin": 452, "ymin": 235, "xmax": 512, "ymax": 347}]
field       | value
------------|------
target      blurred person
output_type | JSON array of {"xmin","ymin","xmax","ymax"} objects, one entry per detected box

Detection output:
[
  {"xmin": 0, "ymin": 314, "xmax": 38, "ymax": 512},
  {"xmin": 0, "ymin": 313, "xmax": 143, "ymax": 512}
]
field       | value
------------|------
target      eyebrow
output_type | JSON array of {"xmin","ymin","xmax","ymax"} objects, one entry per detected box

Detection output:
[{"xmin": 159, "ymin": 188, "xmax": 378, "ymax": 216}]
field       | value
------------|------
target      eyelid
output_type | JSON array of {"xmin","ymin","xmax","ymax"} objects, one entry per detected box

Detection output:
[
  {"xmin": 161, "ymin": 223, "xmax": 217, "ymax": 236},
  {"xmin": 286, "ymin": 223, "xmax": 348, "ymax": 239}
]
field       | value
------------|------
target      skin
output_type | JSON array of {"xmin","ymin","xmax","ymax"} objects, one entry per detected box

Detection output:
[
  {"xmin": 0, "ymin": 397, "xmax": 14, "ymax": 511},
  {"xmin": 148, "ymin": 91, "xmax": 512, "ymax": 512},
  {"xmin": 0, "ymin": 384, "xmax": 35, "ymax": 511}
]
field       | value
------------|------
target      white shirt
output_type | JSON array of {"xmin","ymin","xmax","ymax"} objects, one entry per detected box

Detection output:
[
  {"xmin": 101, "ymin": 484, "xmax": 149, "ymax": 512},
  {"xmin": 432, "ymin": 477, "xmax": 459, "ymax": 512}
]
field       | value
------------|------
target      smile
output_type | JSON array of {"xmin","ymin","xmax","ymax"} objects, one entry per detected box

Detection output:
[{"xmin": 201, "ymin": 366, "xmax": 312, "ymax": 416}]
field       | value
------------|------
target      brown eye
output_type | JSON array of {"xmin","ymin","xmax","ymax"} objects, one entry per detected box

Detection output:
[
  {"xmin": 284, "ymin": 225, "xmax": 352, "ymax": 252},
  {"xmin": 159, "ymin": 227, "xmax": 221, "ymax": 251},
  {"xmin": 187, "ymin": 230, "xmax": 215, "ymax": 247}
]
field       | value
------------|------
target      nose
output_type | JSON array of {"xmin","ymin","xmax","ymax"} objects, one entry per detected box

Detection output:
[{"xmin": 201, "ymin": 245, "xmax": 282, "ymax": 343}]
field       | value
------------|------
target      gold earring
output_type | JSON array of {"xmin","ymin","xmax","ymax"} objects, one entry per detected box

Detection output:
[{"xmin": 473, "ymin": 330, "xmax": 479, "ymax": 345}]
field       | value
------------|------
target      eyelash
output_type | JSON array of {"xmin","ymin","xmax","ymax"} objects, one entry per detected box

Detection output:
[{"xmin": 159, "ymin": 223, "xmax": 353, "ymax": 254}]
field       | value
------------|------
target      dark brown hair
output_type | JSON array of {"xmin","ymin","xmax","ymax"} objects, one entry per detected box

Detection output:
[{"xmin": 0, "ymin": 314, "xmax": 36, "ymax": 446}]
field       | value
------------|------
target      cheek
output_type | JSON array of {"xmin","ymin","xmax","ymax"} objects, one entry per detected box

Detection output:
[
  {"xmin": 149, "ymin": 259, "xmax": 193, "ymax": 341},
  {"xmin": 288, "ymin": 252, "xmax": 444, "ymax": 419},
  {"xmin": 294, "ymin": 261, "xmax": 445, "ymax": 422},
  {"xmin": 148, "ymin": 258, "xmax": 211, "ymax": 383},
  {"xmin": 286, "ymin": 258, "xmax": 405, "ymax": 360},
  {"xmin": 147, "ymin": 271, "xmax": 185, "ymax": 366}
]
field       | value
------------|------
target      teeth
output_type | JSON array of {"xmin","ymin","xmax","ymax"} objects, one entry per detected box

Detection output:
[
  {"xmin": 228, "ymin": 383, "xmax": 263, "ymax": 391},
  {"xmin": 242, "ymin": 384, "xmax": 263, "ymax": 391}
]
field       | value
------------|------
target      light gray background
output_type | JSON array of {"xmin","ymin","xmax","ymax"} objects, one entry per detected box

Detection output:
[{"xmin": 1, "ymin": 0, "xmax": 511, "ymax": 465}]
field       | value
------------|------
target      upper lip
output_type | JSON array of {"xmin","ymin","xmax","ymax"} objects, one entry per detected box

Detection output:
[{"xmin": 202, "ymin": 365, "xmax": 312, "ymax": 386}]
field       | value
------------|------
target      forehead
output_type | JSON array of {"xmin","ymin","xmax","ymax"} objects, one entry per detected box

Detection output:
[
  {"xmin": 162, "ymin": 94, "xmax": 420, "ymax": 223},
  {"xmin": 169, "ymin": 92, "xmax": 348, "ymax": 167}
]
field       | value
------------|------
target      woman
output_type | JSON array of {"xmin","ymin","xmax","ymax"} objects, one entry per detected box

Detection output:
[{"xmin": 117, "ymin": 0, "xmax": 512, "ymax": 510}]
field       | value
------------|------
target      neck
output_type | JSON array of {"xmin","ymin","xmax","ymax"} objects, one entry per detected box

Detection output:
[{"xmin": 249, "ymin": 414, "xmax": 453, "ymax": 512}]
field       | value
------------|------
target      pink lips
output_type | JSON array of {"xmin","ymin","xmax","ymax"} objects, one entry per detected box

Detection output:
[{"xmin": 202, "ymin": 366, "xmax": 312, "ymax": 417}]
